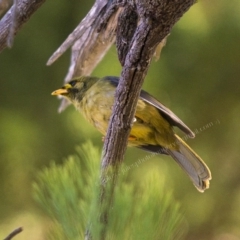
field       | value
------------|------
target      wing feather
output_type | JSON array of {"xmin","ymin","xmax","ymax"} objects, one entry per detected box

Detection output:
[
  {"xmin": 106, "ymin": 76, "xmax": 195, "ymax": 138},
  {"xmin": 140, "ymin": 90, "xmax": 195, "ymax": 138}
]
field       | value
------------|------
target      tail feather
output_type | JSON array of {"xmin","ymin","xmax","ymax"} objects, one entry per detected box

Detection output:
[{"xmin": 167, "ymin": 135, "xmax": 211, "ymax": 192}]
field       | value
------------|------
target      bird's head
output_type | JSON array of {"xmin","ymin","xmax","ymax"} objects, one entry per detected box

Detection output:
[{"xmin": 51, "ymin": 76, "xmax": 98, "ymax": 102}]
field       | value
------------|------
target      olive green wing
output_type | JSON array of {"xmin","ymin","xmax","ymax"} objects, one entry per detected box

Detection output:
[
  {"xmin": 140, "ymin": 90, "xmax": 195, "ymax": 138},
  {"xmin": 105, "ymin": 76, "xmax": 194, "ymax": 138}
]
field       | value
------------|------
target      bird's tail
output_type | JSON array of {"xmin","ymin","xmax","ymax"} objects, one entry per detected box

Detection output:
[{"xmin": 167, "ymin": 135, "xmax": 211, "ymax": 192}]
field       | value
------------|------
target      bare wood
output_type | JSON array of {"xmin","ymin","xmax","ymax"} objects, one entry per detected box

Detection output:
[
  {"xmin": 47, "ymin": 0, "xmax": 113, "ymax": 67},
  {"xmin": 102, "ymin": 0, "xmax": 196, "ymax": 170},
  {"xmin": 99, "ymin": 0, "xmax": 196, "ymax": 238},
  {"xmin": 0, "ymin": 0, "xmax": 46, "ymax": 52},
  {"xmin": 7, "ymin": 0, "xmax": 17, "ymax": 47},
  {"xmin": 47, "ymin": 0, "xmax": 123, "ymax": 82}
]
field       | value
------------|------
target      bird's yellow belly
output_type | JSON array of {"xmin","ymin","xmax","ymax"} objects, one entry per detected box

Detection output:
[{"xmin": 79, "ymin": 81, "xmax": 176, "ymax": 149}]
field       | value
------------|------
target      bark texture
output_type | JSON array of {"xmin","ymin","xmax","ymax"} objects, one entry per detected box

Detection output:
[
  {"xmin": 102, "ymin": 0, "xmax": 196, "ymax": 171},
  {"xmin": 0, "ymin": 0, "xmax": 46, "ymax": 51},
  {"xmin": 99, "ymin": 1, "xmax": 196, "ymax": 239}
]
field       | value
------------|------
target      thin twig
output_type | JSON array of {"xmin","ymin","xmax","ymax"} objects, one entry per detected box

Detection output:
[{"xmin": 3, "ymin": 227, "xmax": 23, "ymax": 240}]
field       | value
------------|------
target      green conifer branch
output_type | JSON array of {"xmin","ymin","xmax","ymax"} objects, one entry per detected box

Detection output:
[{"xmin": 33, "ymin": 141, "xmax": 185, "ymax": 240}]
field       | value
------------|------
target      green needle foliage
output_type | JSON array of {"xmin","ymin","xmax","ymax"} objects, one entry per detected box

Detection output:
[{"xmin": 33, "ymin": 141, "xmax": 185, "ymax": 240}]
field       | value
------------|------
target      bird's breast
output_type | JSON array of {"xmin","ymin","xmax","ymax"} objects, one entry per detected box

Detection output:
[
  {"xmin": 78, "ymin": 81, "xmax": 115, "ymax": 135},
  {"xmin": 75, "ymin": 79, "xmax": 176, "ymax": 150}
]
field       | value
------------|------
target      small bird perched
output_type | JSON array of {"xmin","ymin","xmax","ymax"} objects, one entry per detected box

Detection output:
[{"xmin": 52, "ymin": 76, "xmax": 211, "ymax": 192}]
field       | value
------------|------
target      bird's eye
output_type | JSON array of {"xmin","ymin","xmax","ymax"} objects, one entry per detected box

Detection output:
[{"xmin": 69, "ymin": 80, "xmax": 78, "ymax": 87}]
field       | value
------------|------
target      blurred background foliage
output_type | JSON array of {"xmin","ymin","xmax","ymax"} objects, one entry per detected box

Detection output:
[{"xmin": 0, "ymin": 0, "xmax": 239, "ymax": 239}]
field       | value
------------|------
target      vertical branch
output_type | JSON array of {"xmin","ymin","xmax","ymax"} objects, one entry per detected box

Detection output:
[{"xmin": 98, "ymin": 0, "xmax": 196, "ymax": 239}]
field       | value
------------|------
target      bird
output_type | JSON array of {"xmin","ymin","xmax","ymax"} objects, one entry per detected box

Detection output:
[{"xmin": 52, "ymin": 76, "xmax": 211, "ymax": 192}]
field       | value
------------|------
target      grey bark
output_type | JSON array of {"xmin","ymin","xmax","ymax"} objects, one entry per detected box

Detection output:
[
  {"xmin": 0, "ymin": 0, "xmax": 46, "ymax": 51},
  {"xmin": 98, "ymin": 0, "xmax": 196, "ymax": 239}
]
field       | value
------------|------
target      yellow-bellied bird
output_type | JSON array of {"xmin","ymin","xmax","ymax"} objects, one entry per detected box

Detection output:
[{"xmin": 52, "ymin": 76, "xmax": 211, "ymax": 192}]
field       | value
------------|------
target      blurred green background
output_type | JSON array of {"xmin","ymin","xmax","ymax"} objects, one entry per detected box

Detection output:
[{"xmin": 0, "ymin": 0, "xmax": 240, "ymax": 239}]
